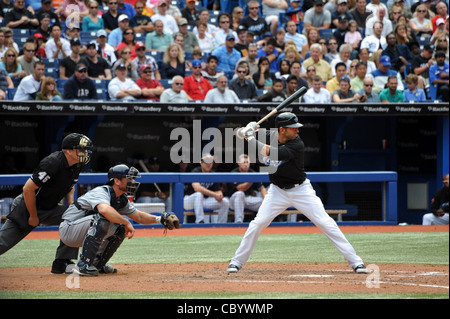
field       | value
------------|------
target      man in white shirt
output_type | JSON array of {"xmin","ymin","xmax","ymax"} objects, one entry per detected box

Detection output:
[
  {"xmin": 151, "ymin": 0, "xmax": 179, "ymax": 34},
  {"xmin": 284, "ymin": 20, "xmax": 307, "ymax": 53},
  {"xmin": 303, "ymin": 75, "xmax": 331, "ymax": 103},
  {"xmin": 204, "ymin": 75, "xmax": 240, "ymax": 103},
  {"xmin": 360, "ymin": 20, "xmax": 387, "ymax": 56},
  {"xmin": 108, "ymin": 63, "xmax": 142, "ymax": 100},
  {"xmin": 365, "ymin": 6, "xmax": 393, "ymax": 38},
  {"xmin": 45, "ymin": 24, "xmax": 71, "ymax": 59},
  {"xmin": 13, "ymin": 60, "xmax": 45, "ymax": 101},
  {"xmin": 160, "ymin": 75, "xmax": 189, "ymax": 103}
]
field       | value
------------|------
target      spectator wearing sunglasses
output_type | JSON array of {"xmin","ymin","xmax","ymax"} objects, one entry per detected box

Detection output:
[
  {"xmin": 63, "ymin": 63, "xmax": 98, "ymax": 100},
  {"xmin": 160, "ymin": 75, "xmax": 189, "ymax": 103},
  {"xmin": 17, "ymin": 42, "xmax": 40, "ymax": 76}
]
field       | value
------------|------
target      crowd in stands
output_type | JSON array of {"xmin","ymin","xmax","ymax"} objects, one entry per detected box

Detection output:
[{"xmin": 0, "ymin": 0, "xmax": 449, "ymax": 102}]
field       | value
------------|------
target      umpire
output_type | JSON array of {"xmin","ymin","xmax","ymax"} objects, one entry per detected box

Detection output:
[{"xmin": 0, "ymin": 133, "xmax": 93, "ymax": 274}]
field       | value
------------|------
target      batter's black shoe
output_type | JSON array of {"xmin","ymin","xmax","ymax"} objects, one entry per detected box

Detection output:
[
  {"xmin": 51, "ymin": 259, "xmax": 76, "ymax": 274},
  {"xmin": 353, "ymin": 264, "xmax": 369, "ymax": 274},
  {"xmin": 227, "ymin": 264, "xmax": 240, "ymax": 273}
]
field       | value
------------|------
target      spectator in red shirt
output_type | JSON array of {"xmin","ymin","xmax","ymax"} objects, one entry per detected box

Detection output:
[
  {"xmin": 136, "ymin": 64, "xmax": 164, "ymax": 100},
  {"xmin": 182, "ymin": 59, "xmax": 213, "ymax": 100}
]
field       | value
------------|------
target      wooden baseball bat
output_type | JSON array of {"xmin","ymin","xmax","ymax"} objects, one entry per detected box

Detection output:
[
  {"xmin": 138, "ymin": 159, "xmax": 162, "ymax": 193},
  {"xmin": 256, "ymin": 86, "xmax": 307, "ymax": 126}
]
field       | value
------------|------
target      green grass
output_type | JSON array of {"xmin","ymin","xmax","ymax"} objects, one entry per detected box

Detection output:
[
  {"xmin": 1, "ymin": 232, "xmax": 447, "ymax": 268},
  {"xmin": 0, "ymin": 231, "xmax": 448, "ymax": 299}
]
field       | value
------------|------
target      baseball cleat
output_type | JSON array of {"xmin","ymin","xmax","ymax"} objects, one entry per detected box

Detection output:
[
  {"xmin": 353, "ymin": 264, "xmax": 369, "ymax": 274},
  {"xmin": 74, "ymin": 264, "xmax": 99, "ymax": 276},
  {"xmin": 99, "ymin": 264, "xmax": 118, "ymax": 274},
  {"xmin": 227, "ymin": 264, "xmax": 240, "ymax": 273}
]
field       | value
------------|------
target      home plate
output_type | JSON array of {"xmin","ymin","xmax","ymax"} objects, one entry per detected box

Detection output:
[{"xmin": 289, "ymin": 275, "xmax": 335, "ymax": 278}]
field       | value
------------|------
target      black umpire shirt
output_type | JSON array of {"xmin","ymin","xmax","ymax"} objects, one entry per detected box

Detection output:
[
  {"xmin": 30, "ymin": 151, "xmax": 82, "ymax": 210},
  {"xmin": 262, "ymin": 130, "xmax": 307, "ymax": 188}
]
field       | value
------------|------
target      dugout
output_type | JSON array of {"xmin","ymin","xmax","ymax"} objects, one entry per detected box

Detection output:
[{"xmin": 0, "ymin": 101, "xmax": 448, "ymax": 225}]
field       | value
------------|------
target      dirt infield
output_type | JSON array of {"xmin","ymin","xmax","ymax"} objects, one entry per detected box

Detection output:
[
  {"xmin": 1, "ymin": 225, "xmax": 449, "ymax": 295},
  {"xmin": 1, "ymin": 262, "xmax": 448, "ymax": 294}
]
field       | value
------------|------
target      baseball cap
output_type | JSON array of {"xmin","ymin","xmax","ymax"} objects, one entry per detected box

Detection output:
[
  {"xmin": 97, "ymin": 29, "xmax": 107, "ymax": 37},
  {"xmin": 237, "ymin": 25, "xmax": 247, "ymax": 33},
  {"xmin": 423, "ymin": 44, "xmax": 434, "ymax": 52},
  {"xmin": 140, "ymin": 64, "xmax": 151, "ymax": 72},
  {"xmin": 338, "ymin": 15, "xmax": 348, "ymax": 22},
  {"xmin": 118, "ymin": 14, "xmax": 129, "ymax": 22},
  {"xmin": 158, "ymin": 0, "xmax": 167, "ymax": 5},
  {"xmin": 70, "ymin": 38, "xmax": 81, "ymax": 46},
  {"xmin": 39, "ymin": 13, "xmax": 50, "ymax": 20},
  {"xmin": 42, "ymin": 0, "xmax": 52, "ymax": 3},
  {"xmin": 62, "ymin": 133, "xmax": 92, "ymax": 150},
  {"xmin": 379, "ymin": 55, "xmax": 391, "ymax": 66},
  {"xmin": 339, "ymin": 75, "xmax": 351, "ymax": 83},
  {"xmin": 201, "ymin": 153, "xmax": 214, "ymax": 163},
  {"xmin": 33, "ymin": 33, "xmax": 45, "ymax": 40},
  {"xmin": 192, "ymin": 59, "xmax": 202, "ymax": 67},
  {"xmin": 75, "ymin": 63, "xmax": 87, "ymax": 72},
  {"xmin": 86, "ymin": 41, "xmax": 97, "ymax": 48},
  {"xmin": 436, "ymin": 18, "xmax": 445, "ymax": 26},
  {"xmin": 116, "ymin": 63, "xmax": 126, "ymax": 70},
  {"xmin": 337, "ymin": 0, "xmax": 347, "ymax": 4},
  {"xmin": 226, "ymin": 34, "xmax": 235, "ymax": 41},
  {"xmin": 136, "ymin": 41, "xmax": 145, "ymax": 49},
  {"xmin": 314, "ymin": 0, "xmax": 325, "ymax": 5},
  {"xmin": 177, "ymin": 18, "xmax": 188, "ymax": 26},
  {"xmin": 149, "ymin": 156, "xmax": 160, "ymax": 164}
]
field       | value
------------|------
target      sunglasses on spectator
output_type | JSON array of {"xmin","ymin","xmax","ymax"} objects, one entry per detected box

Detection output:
[
  {"xmin": 307, "ymin": 68, "xmax": 315, "ymax": 72},
  {"xmin": 143, "ymin": 70, "xmax": 152, "ymax": 74},
  {"xmin": 122, "ymin": 51, "xmax": 131, "ymax": 54},
  {"xmin": 249, "ymin": 7, "xmax": 259, "ymax": 10},
  {"xmin": 174, "ymin": 82, "xmax": 184, "ymax": 85},
  {"xmin": 125, "ymin": 32, "xmax": 134, "ymax": 35},
  {"xmin": 25, "ymin": 49, "xmax": 35, "ymax": 52},
  {"xmin": 90, "ymin": 6, "xmax": 98, "ymax": 9},
  {"xmin": 237, "ymin": 70, "xmax": 246, "ymax": 73},
  {"xmin": 364, "ymin": 84, "xmax": 373, "ymax": 87},
  {"xmin": 7, "ymin": 54, "xmax": 16, "ymax": 57}
]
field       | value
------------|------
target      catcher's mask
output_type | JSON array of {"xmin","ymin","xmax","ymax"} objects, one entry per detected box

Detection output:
[
  {"xmin": 106, "ymin": 164, "xmax": 141, "ymax": 196},
  {"xmin": 62, "ymin": 133, "xmax": 93, "ymax": 165}
]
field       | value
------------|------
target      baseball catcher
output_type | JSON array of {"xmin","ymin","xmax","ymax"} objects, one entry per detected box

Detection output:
[{"xmin": 59, "ymin": 164, "xmax": 180, "ymax": 276}]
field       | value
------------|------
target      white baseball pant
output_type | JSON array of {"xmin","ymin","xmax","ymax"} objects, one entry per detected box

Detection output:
[
  {"xmin": 184, "ymin": 192, "xmax": 230, "ymax": 223},
  {"xmin": 230, "ymin": 179, "xmax": 364, "ymax": 269},
  {"xmin": 229, "ymin": 191, "xmax": 264, "ymax": 223}
]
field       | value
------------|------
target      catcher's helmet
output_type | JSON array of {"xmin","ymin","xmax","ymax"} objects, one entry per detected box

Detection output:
[
  {"xmin": 106, "ymin": 164, "xmax": 141, "ymax": 195},
  {"xmin": 275, "ymin": 112, "xmax": 303, "ymax": 128},
  {"xmin": 62, "ymin": 133, "xmax": 93, "ymax": 164}
]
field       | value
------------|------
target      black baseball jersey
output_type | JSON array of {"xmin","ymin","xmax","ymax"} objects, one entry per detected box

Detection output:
[
  {"xmin": 261, "ymin": 130, "xmax": 307, "ymax": 188},
  {"xmin": 30, "ymin": 151, "xmax": 82, "ymax": 210},
  {"xmin": 431, "ymin": 187, "xmax": 449, "ymax": 214},
  {"xmin": 185, "ymin": 166, "xmax": 222, "ymax": 197},
  {"xmin": 227, "ymin": 167, "xmax": 264, "ymax": 197}
]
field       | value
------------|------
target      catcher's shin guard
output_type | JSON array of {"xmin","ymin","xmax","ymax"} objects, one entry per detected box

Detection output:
[
  {"xmin": 79, "ymin": 215, "xmax": 111, "ymax": 266},
  {"xmin": 93, "ymin": 224, "xmax": 126, "ymax": 270}
]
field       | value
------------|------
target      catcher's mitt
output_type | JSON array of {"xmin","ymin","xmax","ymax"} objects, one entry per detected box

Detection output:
[{"xmin": 160, "ymin": 212, "xmax": 181, "ymax": 230}]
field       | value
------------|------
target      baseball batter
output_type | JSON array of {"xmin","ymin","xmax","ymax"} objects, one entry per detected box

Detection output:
[{"xmin": 227, "ymin": 112, "xmax": 368, "ymax": 274}]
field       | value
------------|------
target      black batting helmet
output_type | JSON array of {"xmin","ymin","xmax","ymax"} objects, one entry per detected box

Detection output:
[{"xmin": 275, "ymin": 112, "xmax": 303, "ymax": 128}]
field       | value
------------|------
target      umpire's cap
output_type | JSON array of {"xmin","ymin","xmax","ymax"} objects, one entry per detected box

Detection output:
[{"xmin": 275, "ymin": 112, "xmax": 303, "ymax": 128}]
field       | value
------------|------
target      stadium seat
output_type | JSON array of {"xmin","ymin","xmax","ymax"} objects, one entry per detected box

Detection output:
[
  {"xmin": 42, "ymin": 58, "xmax": 60, "ymax": 69},
  {"xmin": 319, "ymin": 29, "xmax": 334, "ymax": 41},
  {"xmin": 7, "ymin": 88, "xmax": 17, "ymax": 100},
  {"xmin": 93, "ymin": 79, "xmax": 107, "ymax": 90},
  {"xmin": 12, "ymin": 29, "xmax": 30, "ymax": 38},
  {"xmin": 159, "ymin": 79, "xmax": 172, "ymax": 89},
  {"xmin": 45, "ymin": 67, "xmax": 59, "ymax": 78},
  {"xmin": 96, "ymin": 88, "xmax": 108, "ymax": 100},
  {"xmin": 80, "ymin": 31, "xmax": 97, "ymax": 44}
]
